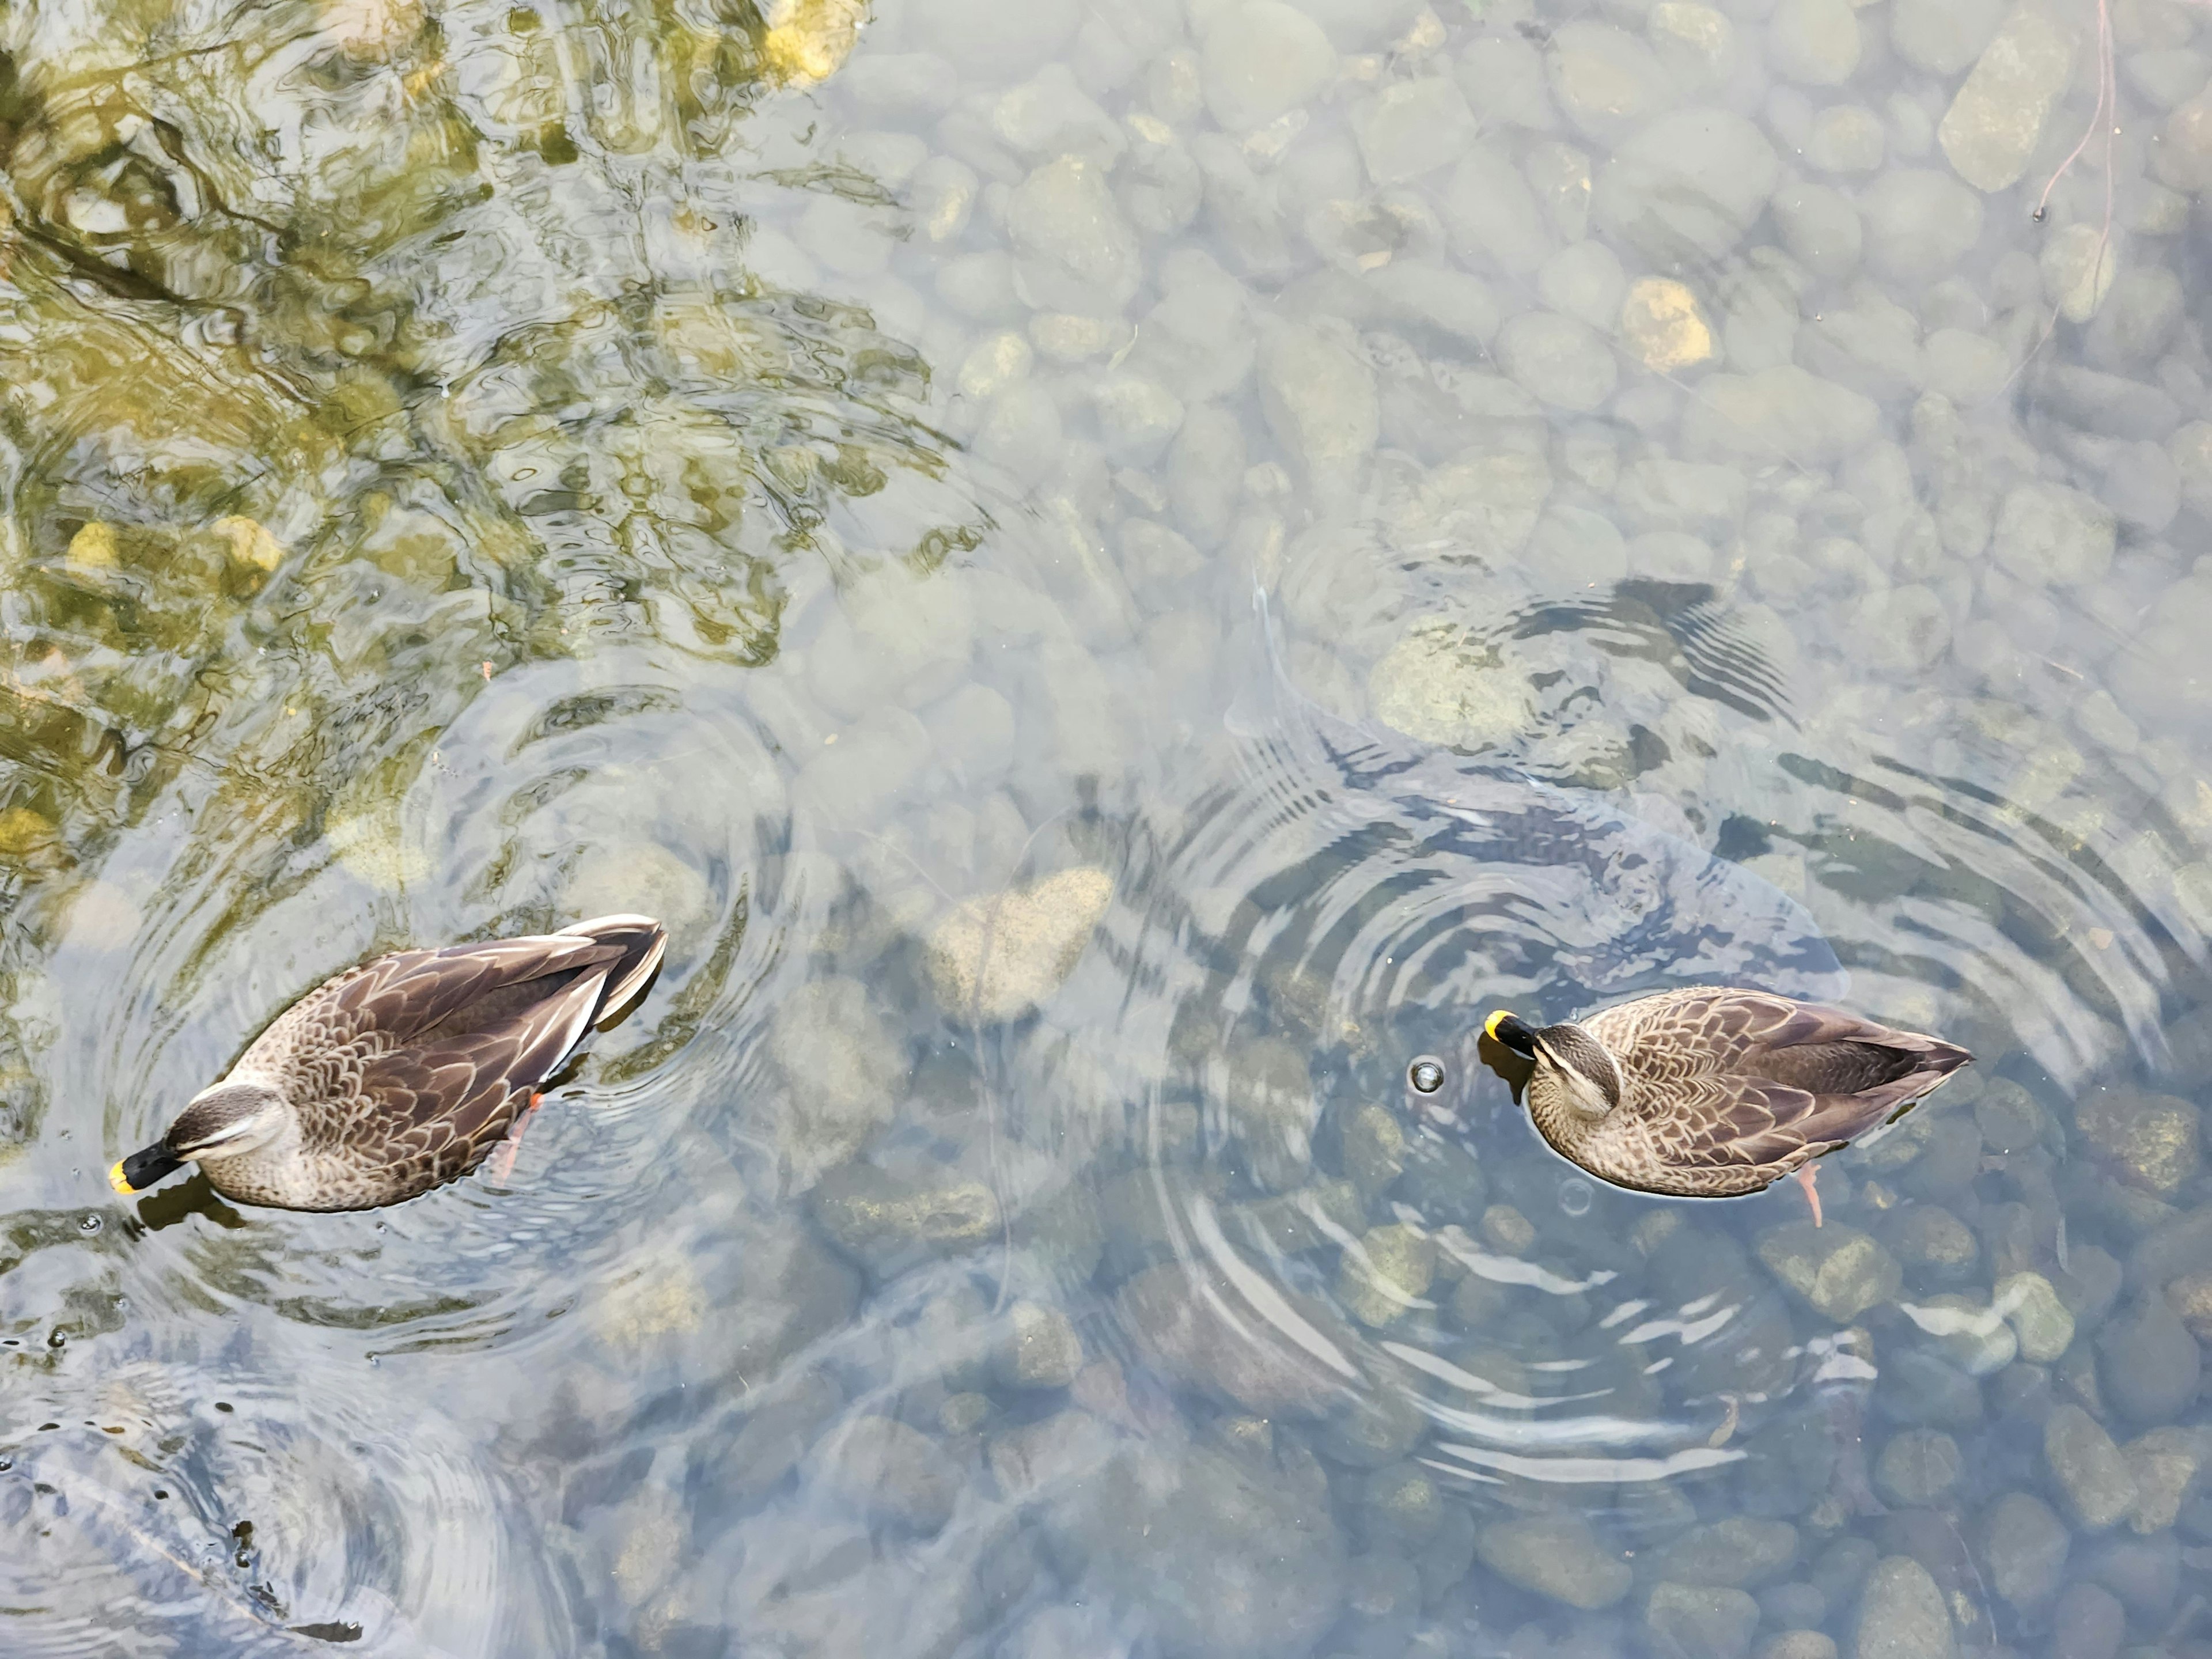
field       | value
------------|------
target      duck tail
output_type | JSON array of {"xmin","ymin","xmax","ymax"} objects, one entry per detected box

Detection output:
[{"xmin": 560, "ymin": 914, "xmax": 668, "ymax": 1025}]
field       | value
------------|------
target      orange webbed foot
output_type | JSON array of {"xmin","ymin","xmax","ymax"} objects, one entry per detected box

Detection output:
[{"xmin": 1792, "ymin": 1163, "xmax": 1823, "ymax": 1228}]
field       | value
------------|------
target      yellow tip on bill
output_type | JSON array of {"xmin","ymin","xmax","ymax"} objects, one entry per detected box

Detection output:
[
  {"xmin": 108, "ymin": 1160, "xmax": 134, "ymax": 1195},
  {"xmin": 1484, "ymin": 1010, "xmax": 1510, "ymax": 1041}
]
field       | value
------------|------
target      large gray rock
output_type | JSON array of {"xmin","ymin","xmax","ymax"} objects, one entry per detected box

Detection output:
[
  {"xmin": 1475, "ymin": 1512, "xmax": 1631, "ymax": 1609},
  {"xmin": 1046, "ymin": 1435, "xmax": 1346, "ymax": 1659}
]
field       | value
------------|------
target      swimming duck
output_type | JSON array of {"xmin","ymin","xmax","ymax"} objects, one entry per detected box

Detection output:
[
  {"xmin": 1482, "ymin": 987, "xmax": 1971, "ymax": 1224},
  {"xmin": 110, "ymin": 914, "xmax": 667, "ymax": 1211}
]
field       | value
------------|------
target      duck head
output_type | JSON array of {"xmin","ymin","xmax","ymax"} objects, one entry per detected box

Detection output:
[
  {"xmin": 111, "ymin": 1081, "xmax": 287, "ymax": 1195},
  {"xmin": 1484, "ymin": 1010, "xmax": 1623, "ymax": 1120}
]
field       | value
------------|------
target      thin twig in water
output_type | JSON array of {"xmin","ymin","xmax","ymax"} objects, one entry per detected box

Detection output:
[{"xmin": 1991, "ymin": 0, "xmax": 2118, "ymax": 406}]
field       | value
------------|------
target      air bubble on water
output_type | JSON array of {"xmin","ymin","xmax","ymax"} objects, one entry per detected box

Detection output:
[
  {"xmin": 1407, "ymin": 1056, "xmax": 1445, "ymax": 1095},
  {"xmin": 79, "ymin": 1214, "xmax": 101, "ymax": 1234},
  {"xmin": 1557, "ymin": 1177, "xmax": 1593, "ymax": 1217}
]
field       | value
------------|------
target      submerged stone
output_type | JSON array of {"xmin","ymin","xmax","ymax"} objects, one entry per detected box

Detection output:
[
  {"xmin": 1475, "ymin": 1512, "xmax": 1631, "ymax": 1609},
  {"xmin": 925, "ymin": 866, "xmax": 1114, "ymax": 1024},
  {"xmin": 1938, "ymin": 3, "xmax": 2079, "ymax": 192},
  {"xmin": 2045, "ymin": 1403, "xmax": 2139, "ymax": 1531},
  {"xmin": 1756, "ymin": 1224, "xmax": 1901, "ymax": 1321},
  {"xmin": 1852, "ymin": 1555, "xmax": 1955, "ymax": 1659}
]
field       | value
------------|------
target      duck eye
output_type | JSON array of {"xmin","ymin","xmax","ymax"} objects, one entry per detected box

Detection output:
[{"xmin": 1407, "ymin": 1056, "xmax": 1445, "ymax": 1096}]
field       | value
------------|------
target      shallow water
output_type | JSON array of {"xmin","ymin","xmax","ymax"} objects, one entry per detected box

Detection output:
[{"xmin": 4, "ymin": 0, "xmax": 2212, "ymax": 1654}]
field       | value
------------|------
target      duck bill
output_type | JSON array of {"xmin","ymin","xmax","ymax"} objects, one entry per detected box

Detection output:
[
  {"xmin": 1483, "ymin": 1010, "xmax": 1538, "ymax": 1058},
  {"xmin": 111, "ymin": 1143, "xmax": 184, "ymax": 1194}
]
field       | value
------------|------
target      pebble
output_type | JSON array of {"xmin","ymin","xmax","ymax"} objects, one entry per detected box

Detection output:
[
  {"xmin": 1922, "ymin": 328, "xmax": 2009, "ymax": 406},
  {"xmin": 1335, "ymin": 1222, "xmax": 1436, "ymax": 1328},
  {"xmin": 2169, "ymin": 1270, "xmax": 2212, "ymax": 1342},
  {"xmin": 1474, "ymin": 1512, "xmax": 1631, "ymax": 1609},
  {"xmin": 1756, "ymin": 1224, "xmax": 1900, "ymax": 1322},
  {"xmin": 1116, "ymin": 1260, "xmax": 1347, "ymax": 1417},
  {"xmin": 1873, "ymin": 1429, "xmax": 1963, "ymax": 1508},
  {"xmin": 1858, "ymin": 169, "xmax": 1984, "ymax": 285},
  {"xmin": 1367, "ymin": 623, "xmax": 1537, "ymax": 752},
  {"xmin": 1997, "ymin": 1271, "xmax": 2075, "ymax": 1363},
  {"xmin": 808, "ymin": 1164, "xmax": 1003, "ymax": 1279},
  {"xmin": 1899, "ymin": 1292, "xmax": 2017, "ymax": 1375},
  {"xmin": 1759, "ymin": 1635, "xmax": 1838, "ymax": 1659},
  {"xmin": 911, "ymin": 0, "xmax": 1075, "ymax": 80},
  {"xmin": 1852, "ymin": 1555, "xmax": 1955, "ymax": 1659},
  {"xmin": 2096, "ymin": 1294, "xmax": 2201, "ymax": 1427},
  {"xmin": 1007, "ymin": 157, "xmax": 1139, "ymax": 315},
  {"xmin": 2045, "ymin": 1403, "xmax": 2140, "ymax": 1531},
  {"xmin": 1772, "ymin": 181, "xmax": 1863, "ymax": 278},
  {"xmin": 1046, "ymin": 1435, "xmax": 1345, "ymax": 1659},
  {"xmin": 1984, "ymin": 1490, "xmax": 2069, "ymax": 1611},
  {"xmin": 1201, "ymin": 0, "xmax": 1336, "ymax": 133},
  {"xmin": 1642, "ymin": 1518, "xmax": 1801, "ymax": 1589},
  {"xmin": 1257, "ymin": 319, "xmax": 1378, "ymax": 503},
  {"xmin": 1768, "ymin": 0, "xmax": 1861, "ymax": 86},
  {"xmin": 925, "ymin": 866, "xmax": 1113, "ymax": 1024},
  {"xmin": 2071, "ymin": 1086, "xmax": 2198, "ymax": 1195},
  {"xmin": 1649, "ymin": 3, "xmax": 1738, "ymax": 92},
  {"xmin": 1683, "ymin": 366, "xmax": 1878, "ymax": 466},
  {"xmin": 2041, "ymin": 224, "xmax": 2119, "ymax": 325},
  {"xmin": 1646, "ymin": 1583, "xmax": 1760, "ymax": 1659},
  {"xmin": 1547, "ymin": 22, "xmax": 1673, "ymax": 144},
  {"xmin": 1594, "ymin": 107, "xmax": 1779, "ymax": 262},
  {"xmin": 1536, "ymin": 241, "xmax": 1628, "ymax": 333},
  {"xmin": 1890, "ymin": 0, "xmax": 2000, "ymax": 77},
  {"xmin": 817, "ymin": 1415, "xmax": 963, "ymax": 1532},
  {"xmin": 1937, "ymin": 3, "xmax": 2077, "ymax": 191},
  {"xmin": 1496, "ymin": 311, "xmax": 1618, "ymax": 412},
  {"xmin": 766, "ymin": 977, "xmax": 902, "ymax": 1191},
  {"xmin": 1619, "ymin": 276, "xmax": 1715, "ymax": 370},
  {"xmin": 1441, "ymin": 144, "xmax": 1556, "ymax": 276},
  {"xmin": 994, "ymin": 1300, "xmax": 1085, "ymax": 1391},
  {"xmin": 1805, "ymin": 104, "xmax": 1885, "ymax": 174},
  {"xmin": 1354, "ymin": 75, "xmax": 1476, "ymax": 185}
]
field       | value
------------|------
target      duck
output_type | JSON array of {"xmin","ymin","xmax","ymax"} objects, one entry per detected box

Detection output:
[
  {"xmin": 1481, "ymin": 987, "xmax": 1971, "ymax": 1225},
  {"xmin": 109, "ymin": 914, "xmax": 667, "ymax": 1211}
]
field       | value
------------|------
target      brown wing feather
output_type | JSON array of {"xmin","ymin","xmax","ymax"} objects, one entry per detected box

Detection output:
[
  {"xmin": 324, "ymin": 967, "xmax": 609, "ymax": 1200},
  {"xmin": 1573, "ymin": 986, "xmax": 1970, "ymax": 1190}
]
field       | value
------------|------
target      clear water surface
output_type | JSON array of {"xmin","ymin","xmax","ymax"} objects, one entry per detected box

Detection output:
[{"xmin": 3, "ymin": 0, "xmax": 2211, "ymax": 1654}]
